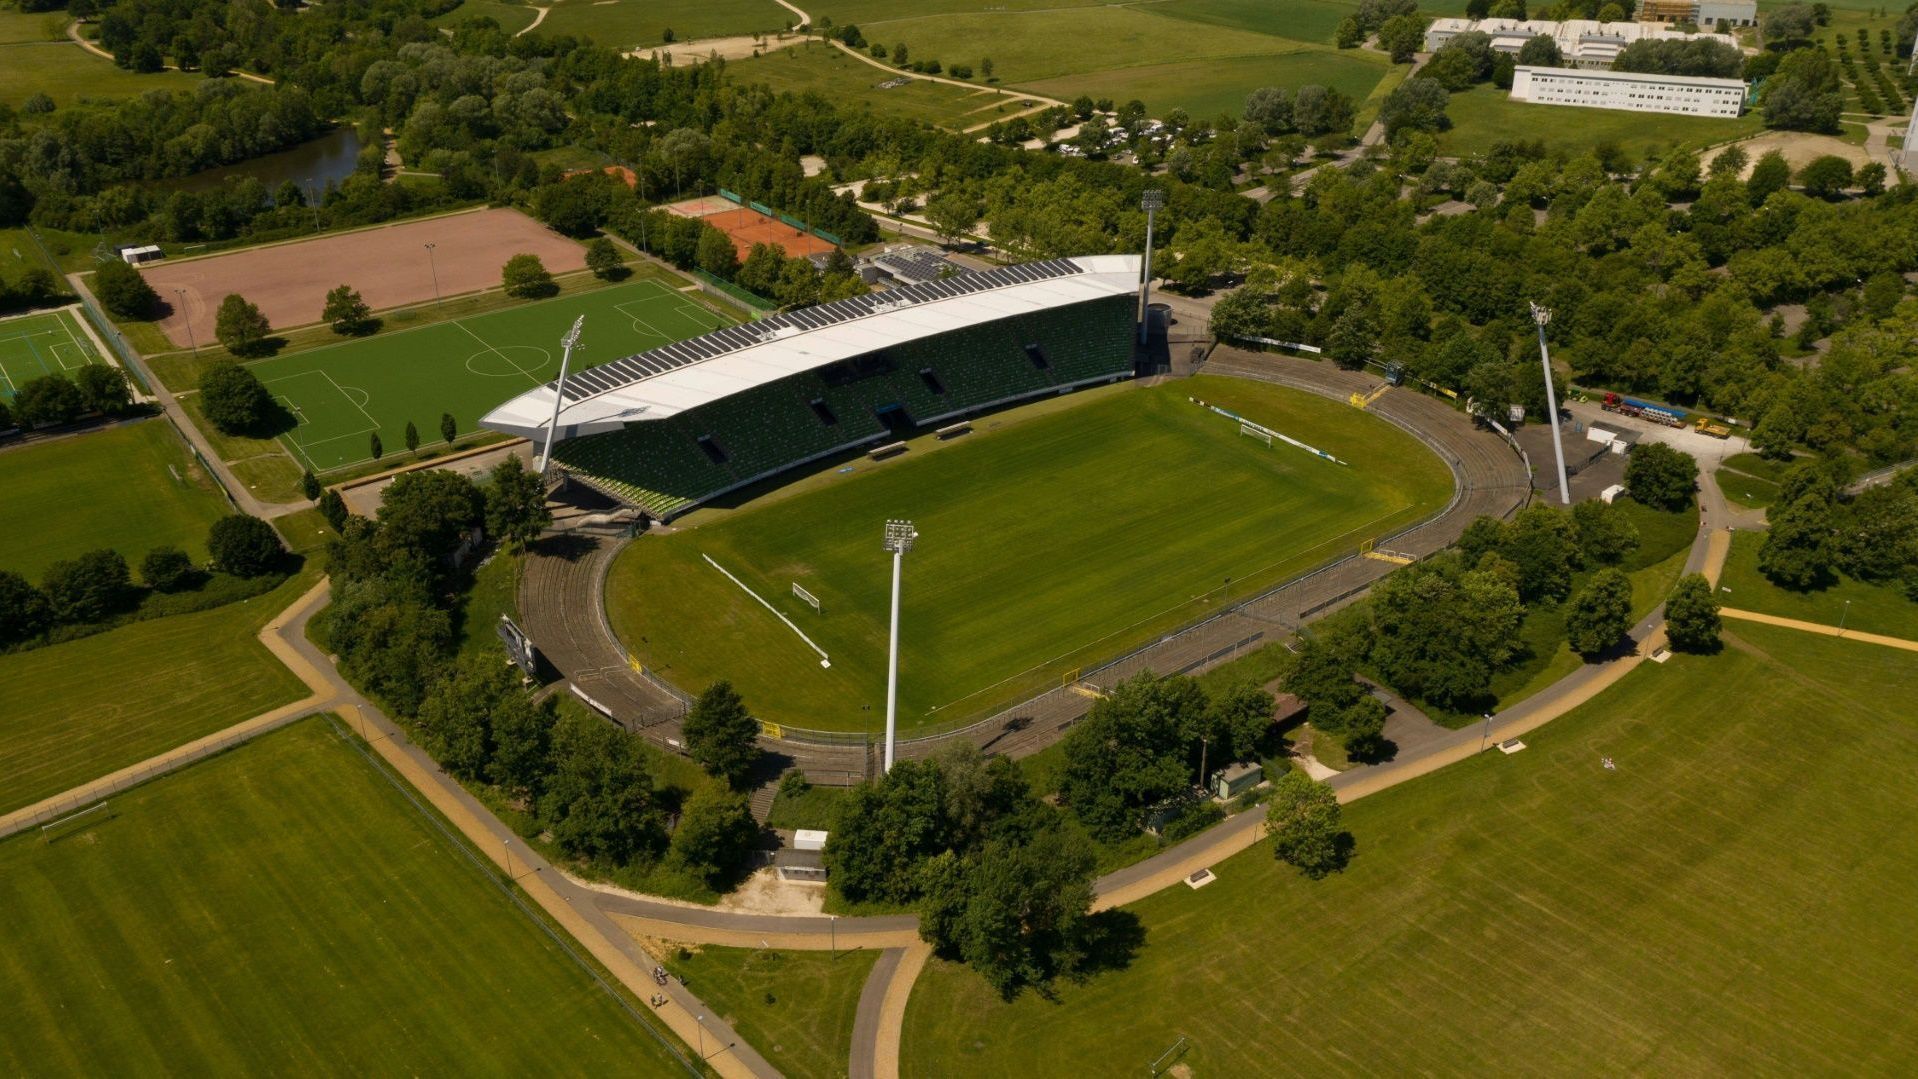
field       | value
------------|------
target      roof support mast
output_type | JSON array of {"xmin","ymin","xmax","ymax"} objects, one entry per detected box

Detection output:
[{"xmin": 537, "ymin": 315, "xmax": 585, "ymax": 478}]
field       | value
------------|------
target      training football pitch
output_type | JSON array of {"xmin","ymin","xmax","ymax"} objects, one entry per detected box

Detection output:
[
  {"xmin": 0, "ymin": 307, "xmax": 104, "ymax": 400},
  {"xmin": 241, "ymin": 279, "xmax": 727, "ymax": 472},
  {"xmin": 0, "ymin": 718, "xmax": 700, "ymax": 1074},
  {"xmin": 606, "ymin": 375, "xmax": 1453, "ymax": 734}
]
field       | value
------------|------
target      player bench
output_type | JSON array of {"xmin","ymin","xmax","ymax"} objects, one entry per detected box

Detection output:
[
  {"xmin": 869, "ymin": 440, "xmax": 908, "ymax": 460},
  {"xmin": 935, "ymin": 421, "xmax": 971, "ymax": 440}
]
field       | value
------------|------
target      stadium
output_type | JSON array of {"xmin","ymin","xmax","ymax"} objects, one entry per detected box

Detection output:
[{"xmin": 483, "ymin": 256, "xmax": 1457, "ymax": 737}]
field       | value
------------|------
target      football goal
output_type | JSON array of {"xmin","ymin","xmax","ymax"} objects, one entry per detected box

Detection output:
[
  {"xmin": 1239, "ymin": 423, "xmax": 1273, "ymax": 447},
  {"xmin": 792, "ymin": 581, "xmax": 821, "ymax": 613}
]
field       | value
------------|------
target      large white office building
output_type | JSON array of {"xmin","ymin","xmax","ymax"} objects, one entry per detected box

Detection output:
[
  {"xmin": 1510, "ymin": 65, "xmax": 1748, "ymax": 118},
  {"xmin": 1424, "ymin": 18, "xmax": 1740, "ymax": 69}
]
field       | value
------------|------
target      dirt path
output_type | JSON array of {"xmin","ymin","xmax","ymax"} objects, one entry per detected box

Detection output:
[
  {"xmin": 1720, "ymin": 607, "xmax": 1918, "ymax": 653},
  {"xmin": 67, "ymin": 19, "xmax": 272, "ymax": 84},
  {"xmin": 514, "ymin": 5, "xmax": 548, "ymax": 37}
]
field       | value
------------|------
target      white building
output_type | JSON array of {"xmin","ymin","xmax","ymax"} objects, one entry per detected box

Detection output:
[
  {"xmin": 1510, "ymin": 65, "xmax": 1747, "ymax": 118},
  {"xmin": 1695, "ymin": 1, "xmax": 1759, "ymax": 28},
  {"xmin": 1424, "ymin": 18, "xmax": 1740, "ymax": 70},
  {"xmin": 1903, "ymin": 95, "xmax": 1918, "ymax": 174}
]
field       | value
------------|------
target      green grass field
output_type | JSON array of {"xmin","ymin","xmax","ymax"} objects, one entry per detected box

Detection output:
[
  {"xmin": 0, "ymin": 419, "xmax": 229, "ymax": 581},
  {"xmin": 0, "ymin": 717, "xmax": 702, "ymax": 1074},
  {"xmin": 1720, "ymin": 529, "xmax": 1918, "ymax": 640},
  {"xmin": 662, "ymin": 945, "xmax": 878, "ymax": 1079},
  {"xmin": 0, "ymin": 307, "xmax": 104, "ymax": 400},
  {"xmin": 730, "ymin": 42, "xmax": 1014, "ymax": 128},
  {"xmin": 0, "ymin": 567, "xmax": 313, "ymax": 816},
  {"xmin": 1437, "ymin": 84, "xmax": 1763, "ymax": 160},
  {"xmin": 539, "ymin": 0, "xmax": 796, "ymax": 45},
  {"xmin": 432, "ymin": 0, "xmax": 540, "ymax": 34},
  {"xmin": 902, "ymin": 623, "xmax": 1918, "ymax": 1074},
  {"xmin": 607, "ymin": 375, "xmax": 1452, "ymax": 734},
  {"xmin": 229, "ymin": 278, "xmax": 725, "ymax": 473},
  {"xmin": 0, "ymin": 40, "xmax": 201, "ymax": 107},
  {"xmin": 1022, "ymin": 48, "xmax": 1389, "ymax": 124}
]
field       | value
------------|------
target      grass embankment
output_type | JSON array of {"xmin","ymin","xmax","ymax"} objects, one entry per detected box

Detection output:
[
  {"xmin": 1719, "ymin": 529, "xmax": 1918, "ymax": 641},
  {"xmin": 0, "ymin": 717, "xmax": 705, "ymax": 1074},
  {"xmin": 1717, "ymin": 451, "xmax": 1784, "ymax": 511},
  {"xmin": 902, "ymin": 624, "xmax": 1918, "ymax": 1074},
  {"xmin": 662, "ymin": 944, "xmax": 879, "ymax": 1079},
  {"xmin": 608, "ymin": 376, "xmax": 1452, "ymax": 735}
]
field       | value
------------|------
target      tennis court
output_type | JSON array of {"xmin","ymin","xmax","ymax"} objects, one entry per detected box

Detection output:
[
  {"xmin": 248, "ymin": 278, "xmax": 729, "ymax": 472},
  {"xmin": 0, "ymin": 307, "xmax": 105, "ymax": 399}
]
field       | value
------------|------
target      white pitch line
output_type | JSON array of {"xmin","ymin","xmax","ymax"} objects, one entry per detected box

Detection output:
[{"xmin": 702, "ymin": 554, "xmax": 832, "ymax": 668}]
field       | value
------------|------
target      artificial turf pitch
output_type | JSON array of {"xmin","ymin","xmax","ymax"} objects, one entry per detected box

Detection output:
[
  {"xmin": 248, "ymin": 279, "xmax": 725, "ymax": 472},
  {"xmin": 902, "ymin": 624, "xmax": 1918, "ymax": 1074},
  {"xmin": 0, "ymin": 717, "xmax": 699, "ymax": 1074},
  {"xmin": 606, "ymin": 375, "xmax": 1453, "ymax": 734},
  {"xmin": 0, "ymin": 307, "xmax": 104, "ymax": 400}
]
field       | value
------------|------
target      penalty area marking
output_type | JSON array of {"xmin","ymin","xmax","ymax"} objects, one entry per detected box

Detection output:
[{"xmin": 703, "ymin": 554, "xmax": 832, "ymax": 668}]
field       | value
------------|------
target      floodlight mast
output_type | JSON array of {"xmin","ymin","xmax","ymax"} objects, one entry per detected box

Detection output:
[
  {"xmin": 537, "ymin": 315, "xmax": 586, "ymax": 479},
  {"xmin": 1531, "ymin": 302, "xmax": 1571, "ymax": 506},
  {"xmin": 882, "ymin": 519, "xmax": 917, "ymax": 773},
  {"xmin": 1138, "ymin": 189, "xmax": 1165, "ymax": 345}
]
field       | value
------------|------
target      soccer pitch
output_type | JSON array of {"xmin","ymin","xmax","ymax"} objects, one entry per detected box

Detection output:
[
  {"xmin": 0, "ymin": 718, "xmax": 700, "ymax": 1074},
  {"xmin": 606, "ymin": 375, "xmax": 1454, "ymax": 734},
  {"xmin": 0, "ymin": 307, "xmax": 104, "ymax": 399},
  {"xmin": 242, "ymin": 279, "xmax": 728, "ymax": 472}
]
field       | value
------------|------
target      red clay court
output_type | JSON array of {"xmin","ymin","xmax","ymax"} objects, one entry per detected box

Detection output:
[
  {"xmin": 666, "ymin": 196, "xmax": 837, "ymax": 262},
  {"xmin": 139, "ymin": 208, "xmax": 587, "ymax": 350}
]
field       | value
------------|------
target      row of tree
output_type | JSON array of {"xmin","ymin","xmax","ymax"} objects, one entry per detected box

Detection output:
[{"xmin": 0, "ymin": 364, "xmax": 135, "ymax": 433}]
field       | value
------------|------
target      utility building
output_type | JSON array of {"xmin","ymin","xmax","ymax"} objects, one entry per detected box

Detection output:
[
  {"xmin": 1424, "ymin": 18, "xmax": 1739, "ymax": 68},
  {"xmin": 1510, "ymin": 65, "xmax": 1747, "ymax": 118}
]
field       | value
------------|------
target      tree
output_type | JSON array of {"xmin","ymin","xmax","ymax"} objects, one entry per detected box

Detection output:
[
  {"xmin": 214, "ymin": 293, "xmax": 272, "ymax": 356},
  {"xmin": 318, "ymin": 488, "xmax": 349, "ymax": 531},
  {"xmin": 0, "ymin": 570, "xmax": 52, "ymax": 646},
  {"xmin": 585, "ymin": 237, "xmax": 623, "ymax": 279},
  {"xmin": 1758, "ymin": 494, "xmax": 1837, "ymax": 589},
  {"xmin": 1283, "ymin": 634, "xmax": 1363, "ymax": 716},
  {"xmin": 490, "ymin": 692, "xmax": 555, "ymax": 794},
  {"xmin": 377, "ymin": 469, "xmax": 484, "ymax": 563},
  {"xmin": 1369, "ymin": 559, "xmax": 1523, "ymax": 709},
  {"xmin": 1762, "ymin": 47, "xmax": 1843, "ymax": 133},
  {"xmin": 1664, "ymin": 573, "xmax": 1721, "ymax": 652},
  {"xmin": 41, "ymin": 549, "xmax": 133, "ymax": 624},
  {"xmin": 11, "ymin": 373, "xmax": 85, "ymax": 428},
  {"xmin": 1338, "ymin": 694, "xmax": 1390, "ymax": 761},
  {"xmin": 539, "ymin": 708, "xmax": 668, "ymax": 864},
  {"xmin": 1517, "ymin": 33, "xmax": 1561, "ymax": 66},
  {"xmin": 299, "ymin": 469, "xmax": 322, "ymax": 501},
  {"xmin": 1377, "ymin": 14, "xmax": 1427, "ymax": 62},
  {"xmin": 824, "ymin": 759, "xmax": 950, "ymax": 903},
  {"xmin": 141, "ymin": 546, "xmax": 195, "ymax": 592},
  {"xmin": 199, "ymin": 361, "xmax": 276, "ymax": 436},
  {"xmin": 1059, "ymin": 672, "xmax": 1205, "ymax": 843},
  {"xmin": 207, "ymin": 514, "xmax": 283, "ymax": 577},
  {"xmin": 74, "ymin": 364, "xmax": 132, "ymax": 417},
  {"xmin": 1380, "ymin": 76, "xmax": 1450, "ymax": 140},
  {"xmin": 94, "ymin": 258, "xmax": 159, "ymax": 319},
  {"xmin": 1624, "ymin": 442, "xmax": 1698, "ymax": 511},
  {"xmin": 404, "ymin": 420, "xmax": 419, "ymax": 452},
  {"xmin": 322, "ymin": 284, "xmax": 373, "ymax": 335},
  {"xmin": 919, "ymin": 824, "xmax": 1098, "ymax": 998},
  {"xmin": 415, "ymin": 654, "xmax": 514, "ymax": 779},
  {"xmin": 501, "ymin": 253, "xmax": 555, "ymax": 299},
  {"xmin": 669, "ymin": 785, "xmax": 761, "ymax": 886},
  {"xmin": 1566, "ymin": 568, "xmax": 1633, "ymax": 656},
  {"xmin": 1501, "ymin": 505, "xmax": 1581, "ymax": 601},
  {"xmin": 682, "ymin": 680, "xmax": 761, "ymax": 787},
  {"xmin": 1266, "ymin": 771, "xmax": 1345, "ymax": 878},
  {"xmin": 1855, "ymin": 162, "xmax": 1886, "ymax": 197},
  {"xmin": 924, "ymin": 193, "xmax": 982, "ymax": 246},
  {"xmin": 1571, "ymin": 498, "xmax": 1639, "ymax": 566},
  {"xmin": 892, "ymin": 42, "xmax": 908, "ymax": 65},
  {"xmin": 695, "ymin": 226, "xmax": 739, "ymax": 279},
  {"xmin": 1747, "ymin": 150, "xmax": 1792, "ymax": 204},
  {"xmin": 440, "ymin": 412, "xmax": 457, "ymax": 444},
  {"xmin": 370, "ymin": 431, "xmax": 383, "ymax": 461},
  {"xmin": 980, "ymin": 57, "xmax": 994, "ymax": 80},
  {"xmin": 484, "ymin": 455, "xmax": 550, "ymax": 553},
  {"xmin": 1335, "ymin": 14, "xmax": 1365, "ymax": 48},
  {"xmin": 1796, "ymin": 155, "xmax": 1852, "ymax": 199},
  {"xmin": 1762, "ymin": 3, "xmax": 1816, "ymax": 44}
]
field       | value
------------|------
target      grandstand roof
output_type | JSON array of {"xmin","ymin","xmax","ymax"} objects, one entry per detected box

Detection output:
[{"xmin": 480, "ymin": 254, "xmax": 1142, "ymax": 440}]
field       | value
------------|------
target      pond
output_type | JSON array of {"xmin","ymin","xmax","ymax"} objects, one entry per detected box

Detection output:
[{"xmin": 176, "ymin": 127, "xmax": 365, "ymax": 200}]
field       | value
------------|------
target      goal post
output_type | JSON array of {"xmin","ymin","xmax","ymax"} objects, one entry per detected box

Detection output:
[
  {"xmin": 791, "ymin": 581, "xmax": 821, "ymax": 613},
  {"xmin": 40, "ymin": 800, "xmax": 109, "ymax": 843},
  {"xmin": 1239, "ymin": 423, "xmax": 1272, "ymax": 447}
]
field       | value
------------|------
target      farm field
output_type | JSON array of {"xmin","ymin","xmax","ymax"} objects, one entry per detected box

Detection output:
[
  {"xmin": 0, "ymin": 419, "xmax": 229, "ymax": 581},
  {"xmin": 0, "ymin": 567, "xmax": 313, "ymax": 817},
  {"xmin": 231, "ymin": 278, "xmax": 726, "ymax": 473},
  {"xmin": 1437, "ymin": 85, "xmax": 1763, "ymax": 160},
  {"xmin": 661, "ymin": 945, "xmax": 878, "ymax": 1079},
  {"xmin": 0, "ymin": 718, "xmax": 702, "ymax": 1075},
  {"xmin": 0, "ymin": 41, "xmax": 200, "ymax": 108},
  {"xmin": 1719, "ymin": 529, "xmax": 1918, "ymax": 641},
  {"xmin": 0, "ymin": 307, "xmax": 104, "ymax": 402},
  {"xmin": 730, "ymin": 42, "xmax": 1016, "ymax": 129},
  {"xmin": 606, "ymin": 375, "xmax": 1452, "ymax": 734},
  {"xmin": 902, "ymin": 623, "xmax": 1918, "ymax": 1074}
]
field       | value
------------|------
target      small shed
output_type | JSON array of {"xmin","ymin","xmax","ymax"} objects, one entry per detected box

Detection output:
[
  {"xmin": 792, "ymin": 829, "xmax": 829, "ymax": 853},
  {"xmin": 119, "ymin": 244, "xmax": 164, "ymax": 265},
  {"xmin": 1211, "ymin": 762, "xmax": 1263, "ymax": 800},
  {"xmin": 1601, "ymin": 483, "xmax": 1626, "ymax": 503}
]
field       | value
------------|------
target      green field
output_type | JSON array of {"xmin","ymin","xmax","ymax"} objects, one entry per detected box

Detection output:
[
  {"xmin": 902, "ymin": 623, "xmax": 1918, "ymax": 1073},
  {"xmin": 1720, "ymin": 529, "xmax": 1918, "ymax": 641},
  {"xmin": 0, "ymin": 307, "xmax": 104, "ymax": 401},
  {"xmin": 607, "ymin": 375, "xmax": 1452, "ymax": 734},
  {"xmin": 0, "ymin": 718, "xmax": 702, "ymax": 1074},
  {"xmin": 228, "ymin": 279, "xmax": 725, "ymax": 473},
  {"xmin": 0, "ymin": 419, "xmax": 229, "ymax": 581},
  {"xmin": 539, "ymin": 0, "xmax": 796, "ymax": 45},
  {"xmin": 663, "ymin": 945, "xmax": 878, "ymax": 1079},
  {"xmin": 1021, "ymin": 48, "xmax": 1389, "ymax": 124},
  {"xmin": 1437, "ymin": 84, "xmax": 1763, "ymax": 160},
  {"xmin": 432, "ymin": 0, "xmax": 540, "ymax": 34},
  {"xmin": 0, "ymin": 40, "xmax": 201, "ymax": 107},
  {"xmin": 0, "ymin": 567, "xmax": 312, "ymax": 816},
  {"xmin": 730, "ymin": 42, "xmax": 1015, "ymax": 128}
]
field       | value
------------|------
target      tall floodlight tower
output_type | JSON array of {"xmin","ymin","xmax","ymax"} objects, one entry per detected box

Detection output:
[
  {"xmin": 1530, "ymin": 302, "xmax": 1571, "ymax": 506},
  {"xmin": 1138, "ymin": 189, "xmax": 1165, "ymax": 344},
  {"xmin": 881, "ymin": 519, "xmax": 917, "ymax": 773},
  {"xmin": 537, "ymin": 315, "xmax": 586, "ymax": 478}
]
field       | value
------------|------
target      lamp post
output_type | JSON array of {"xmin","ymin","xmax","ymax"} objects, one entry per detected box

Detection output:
[
  {"xmin": 829, "ymin": 915, "xmax": 838, "ymax": 960},
  {"xmin": 537, "ymin": 315, "xmax": 586, "ymax": 479},
  {"xmin": 1138, "ymin": 189, "xmax": 1164, "ymax": 345},
  {"xmin": 305, "ymin": 177, "xmax": 321, "ymax": 232},
  {"xmin": 695, "ymin": 1013, "xmax": 705, "ymax": 1059},
  {"xmin": 173, "ymin": 288, "xmax": 198, "ymax": 354},
  {"xmin": 882, "ymin": 519, "xmax": 917, "ymax": 773},
  {"xmin": 1839, "ymin": 599, "xmax": 1851, "ymax": 633},
  {"xmin": 1530, "ymin": 301, "xmax": 1571, "ymax": 506},
  {"xmin": 424, "ymin": 242, "xmax": 442, "ymax": 308}
]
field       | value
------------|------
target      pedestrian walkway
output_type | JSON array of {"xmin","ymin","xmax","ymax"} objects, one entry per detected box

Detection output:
[{"xmin": 1721, "ymin": 608, "xmax": 1918, "ymax": 653}]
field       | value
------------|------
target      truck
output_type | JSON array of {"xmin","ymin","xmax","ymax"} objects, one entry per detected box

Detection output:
[
  {"xmin": 1601, "ymin": 392, "xmax": 1687, "ymax": 429},
  {"xmin": 1694, "ymin": 416, "xmax": 1731, "ymax": 439}
]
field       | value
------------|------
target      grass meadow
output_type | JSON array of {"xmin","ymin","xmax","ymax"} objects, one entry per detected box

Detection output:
[
  {"xmin": 0, "ymin": 41, "xmax": 200, "ymax": 108},
  {"xmin": 1719, "ymin": 529, "xmax": 1918, "ymax": 641},
  {"xmin": 0, "ymin": 718, "xmax": 703, "ymax": 1075},
  {"xmin": 730, "ymin": 42, "xmax": 1014, "ymax": 129},
  {"xmin": 0, "ymin": 419, "xmax": 230, "ymax": 581},
  {"xmin": 902, "ymin": 623, "xmax": 1918, "ymax": 1074},
  {"xmin": 662, "ymin": 945, "xmax": 878, "ymax": 1079},
  {"xmin": 606, "ymin": 375, "xmax": 1452, "ymax": 734},
  {"xmin": 538, "ymin": 0, "xmax": 797, "ymax": 45},
  {"xmin": 1437, "ymin": 84, "xmax": 1763, "ymax": 161}
]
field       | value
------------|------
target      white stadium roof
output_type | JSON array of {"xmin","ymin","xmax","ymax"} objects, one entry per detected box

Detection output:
[{"xmin": 480, "ymin": 254, "xmax": 1142, "ymax": 440}]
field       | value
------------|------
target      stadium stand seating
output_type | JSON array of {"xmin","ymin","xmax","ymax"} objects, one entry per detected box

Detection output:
[{"xmin": 554, "ymin": 294, "xmax": 1134, "ymax": 516}]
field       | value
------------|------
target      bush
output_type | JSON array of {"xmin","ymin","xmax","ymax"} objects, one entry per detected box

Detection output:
[
  {"xmin": 94, "ymin": 258, "xmax": 159, "ymax": 319},
  {"xmin": 207, "ymin": 514, "xmax": 284, "ymax": 577},
  {"xmin": 141, "ymin": 546, "xmax": 197, "ymax": 592}
]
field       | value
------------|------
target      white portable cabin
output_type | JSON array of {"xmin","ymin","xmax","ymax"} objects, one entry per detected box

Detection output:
[{"xmin": 792, "ymin": 829, "xmax": 828, "ymax": 853}]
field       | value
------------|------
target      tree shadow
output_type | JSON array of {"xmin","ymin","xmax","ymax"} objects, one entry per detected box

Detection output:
[{"xmin": 1073, "ymin": 908, "xmax": 1145, "ymax": 979}]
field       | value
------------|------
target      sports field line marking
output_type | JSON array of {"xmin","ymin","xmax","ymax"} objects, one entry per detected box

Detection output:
[
  {"xmin": 452, "ymin": 319, "xmax": 547, "ymax": 389},
  {"xmin": 50, "ymin": 340, "xmax": 88, "ymax": 370},
  {"xmin": 56, "ymin": 311, "xmax": 94, "ymax": 365},
  {"xmin": 702, "ymin": 554, "xmax": 832, "ymax": 669}
]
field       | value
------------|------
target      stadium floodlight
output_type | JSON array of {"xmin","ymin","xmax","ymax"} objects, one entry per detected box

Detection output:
[
  {"xmin": 882, "ymin": 519, "xmax": 917, "ymax": 773},
  {"xmin": 537, "ymin": 315, "xmax": 586, "ymax": 479},
  {"xmin": 1530, "ymin": 302, "xmax": 1571, "ymax": 506},
  {"xmin": 1138, "ymin": 189, "xmax": 1165, "ymax": 345},
  {"xmin": 423, "ymin": 242, "xmax": 442, "ymax": 308}
]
